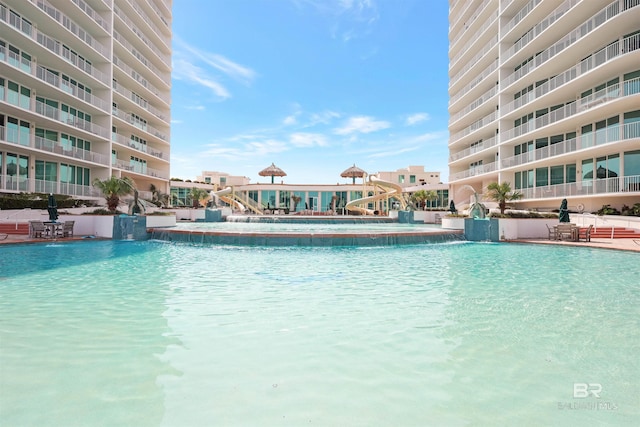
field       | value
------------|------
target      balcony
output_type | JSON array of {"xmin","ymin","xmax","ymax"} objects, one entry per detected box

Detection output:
[
  {"xmin": 519, "ymin": 175, "xmax": 640, "ymax": 200},
  {"xmin": 501, "ymin": 76, "xmax": 640, "ymax": 142},
  {"xmin": 501, "ymin": 0, "xmax": 543, "ymax": 37},
  {"xmin": 112, "ymin": 109, "xmax": 168, "ymax": 142},
  {"xmin": 503, "ymin": 33, "xmax": 640, "ymax": 116},
  {"xmin": 503, "ymin": 0, "xmax": 637, "ymax": 88},
  {"xmin": 0, "ymin": 4, "xmax": 109, "ymax": 85},
  {"xmin": 449, "ymin": 84, "xmax": 498, "ymax": 125},
  {"xmin": 112, "ymin": 132, "xmax": 170, "ymax": 161},
  {"xmin": 114, "ymin": 6, "xmax": 170, "ymax": 64},
  {"xmin": 449, "ymin": 110, "xmax": 497, "ymax": 144},
  {"xmin": 501, "ymin": 121, "xmax": 640, "ymax": 169},
  {"xmin": 112, "ymin": 160, "xmax": 169, "ymax": 180},
  {"xmin": 449, "ymin": 136, "xmax": 498, "ymax": 163},
  {"xmin": 112, "ymin": 81, "xmax": 167, "ymax": 121},
  {"xmin": 449, "ymin": 58, "xmax": 499, "ymax": 106},
  {"xmin": 450, "ymin": 161, "xmax": 498, "ymax": 181},
  {"xmin": 0, "ymin": 126, "xmax": 109, "ymax": 166},
  {"xmin": 113, "ymin": 31, "xmax": 170, "ymax": 86}
]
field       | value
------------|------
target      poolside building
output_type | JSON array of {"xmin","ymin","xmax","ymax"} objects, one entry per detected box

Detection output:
[
  {"xmin": 0, "ymin": 0, "xmax": 172, "ymax": 201},
  {"xmin": 448, "ymin": 0, "xmax": 640, "ymax": 213}
]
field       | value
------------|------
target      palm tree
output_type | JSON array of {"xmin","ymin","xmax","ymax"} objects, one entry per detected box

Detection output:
[
  {"xmin": 149, "ymin": 184, "xmax": 170, "ymax": 207},
  {"xmin": 410, "ymin": 190, "xmax": 428, "ymax": 209},
  {"xmin": 424, "ymin": 190, "xmax": 438, "ymax": 208},
  {"xmin": 189, "ymin": 187, "xmax": 210, "ymax": 208},
  {"xmin": 485, "ymin": 181, "xmax": 523, "ymax": 214},
  {"xmin": 291, "ymin": 195, "xmax": 301, "ymax": 212},
  {"xmin": 92, "ymin": 176, "xmax": 135, "ymax": 212}
]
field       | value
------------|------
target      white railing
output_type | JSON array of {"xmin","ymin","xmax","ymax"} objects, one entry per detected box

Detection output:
[
  {"xmin": 450, "ymin": 34, "xmax": 498, "ymax": 86},
  {"xmin": 449, "ymin": 84, "xmax": 498, "ymax": 125},
  {"xmin": 504, "ymin": 33, "xmax": 640, "ymax": 115},
  {"xmin": 0, "ymin": 4, "xmax": 109, "ymax": 85},
  {"xmin": 502, "ymin": 0, "xmax": 542, "ymax": 36},
  {"xmin": 113, "ymin": 31, "xmax": 171, "ymax": 85},
  {"xmin": 450, "ymin": 161, "xmax": 497, "ymax": 181},
  {"xmin": 33, "ymin": 99, "xmax": 110, "ymax": 138},
  {"xmin": 502, "ymin": 121, "xmax": 640, "ymax": 169},
  {"xmin": 112, "ymin": 109, "xmax": 168, "ymax": 141},
  {"xmin": 503, "ymin": 0, "xmax": 637, "ymax": 88},
  {"xmin": 449, "ymin": 136, "xmax": 499, "ymax": 162},
  {"xmin": 112, "ymin": 81, "xmax": 167, "ymax": 121},
  {"xmin": 112, "ymin": 133, "xmax": 170, "ymax": 161},
  {"xmin": 501, "ymin": 76, "xmax": 640, "ymax": 142},
  {"xmin": 114, "ymin": 6, "xmax": 170, "ymax": 65},
  {"xmin": 450, "ymin": 8, "xmax": 498, "ymax": 65},
  {"xmin": 113, "ymin": 56, "xmax": 164, "ymax": 99},
  {"xmin": 125, "ymin": 0, "xmax": 170, "ymax": 46},
  {"xmin": 29, "ymin": 0, "xmax": 109, "ymax": 57},
  {"xmin": 450, "ymin": 111, "xmax": 497, "ymax": 144},
  {"xmin": 112, "ymin": 160, "xmax": 169, "ymax": 179},
  {"xmin": 519, "ymin": 175, "xmax": 640, "ymax": 200},
  {"xmin": 71, "ymin": 0, "xmax": 110, "ymax": 32},
  {"xmin": 450, "ymin": 58, "xmax": 499, "ymax": 106},
  {"xmin": 34, "ymin": 179, "xmax": 97, "ymax": 197},
  {"xmin": 502, "ymin": 0, "xmax": 578, "ymax": 62}
]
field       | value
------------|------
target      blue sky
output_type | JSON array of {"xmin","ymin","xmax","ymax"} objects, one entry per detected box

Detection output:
[{"xmin": 170, "ymin": 0, "xmax": 450, "ymax": 184}]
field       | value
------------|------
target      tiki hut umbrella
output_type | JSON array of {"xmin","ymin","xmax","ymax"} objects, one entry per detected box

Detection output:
[
  {"xmin": 341, "ymin": 164, "xmax": 367, "ymax": 184},
  {"xmin": 259, "ymin": 163, "xmax": 287, "ymax": 184}
]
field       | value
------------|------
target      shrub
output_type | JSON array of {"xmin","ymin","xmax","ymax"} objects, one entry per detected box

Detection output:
[
  {"xmin": 83, "ymin": 208, "xmax": 120, "ymax": 215},
  {"xmin": 596, "ymin": 204, "xmax": 620, "ymax": 216}
]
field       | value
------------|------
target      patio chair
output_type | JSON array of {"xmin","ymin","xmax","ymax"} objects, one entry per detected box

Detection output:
[
  {"xmin": 556, "ymin": 223, "xmax": 577, "ymax": 241},
  {"xmin": 29, "ymin": 220, "xmax": 46, "ymax": 238},
  {"xmin": 578, "ymin": 224, "xmax": 593, "ymax": 242},
  {"xmin": 546, "ymin": 224, "xmax": 557, "ymax": 240},
  {"xmin": 57, "ymin": 220, "xmax": 75, "ymax": 238}
]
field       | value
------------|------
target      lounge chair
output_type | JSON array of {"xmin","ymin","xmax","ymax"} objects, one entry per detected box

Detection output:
[
  {"xmin": 546, "ymin": 224, "xmax": 557, "ymax": 240},
  {"xmin": 578, "ymin": 224, "xmax": 593, "ymax": 242},
  {"xmin": 57, "ymin": 220, "xmax": 75, "ymax": 238},
  {"xmin": 29, "ymin": 220, "xmax": 46, "ymax": 238}
]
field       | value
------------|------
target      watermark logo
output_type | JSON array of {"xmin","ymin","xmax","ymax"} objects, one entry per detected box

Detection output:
[
  {"xmin": 557, "ymin": 383, "xmax": 618, "ymax": 411},
  {"xmin": 573, "ymin": 383, "xmax": 602, "ymax": 398}
]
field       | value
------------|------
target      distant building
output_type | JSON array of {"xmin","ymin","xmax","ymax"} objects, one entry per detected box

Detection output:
[
  {"xmin": 375, "ymin": 166, "xmax": 442, "ymax": 188},
  {"xmin": 448, "ymin": 0, "xmax": 640, "ymax": 212},
  {"xmin": 196, "ymin": 171, "xmax": 251, "ymax": 188}
]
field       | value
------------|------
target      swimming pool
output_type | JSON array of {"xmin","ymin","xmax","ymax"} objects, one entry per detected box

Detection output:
[{"xmin": 1, "ymin": 240, "xmax": 638, "ymax": 426}]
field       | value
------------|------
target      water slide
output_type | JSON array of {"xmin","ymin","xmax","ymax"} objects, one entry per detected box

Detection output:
[
  {"xmin": 212, "ymin": 188, "xmax": 246, "ymax": 212},
  {"xmin": 345, "ymin": 175, "xmax": 408, "ymax": 215},
  {"xmin": 212, "ymin": 188, "xmax": 265, "ymax": 214}
]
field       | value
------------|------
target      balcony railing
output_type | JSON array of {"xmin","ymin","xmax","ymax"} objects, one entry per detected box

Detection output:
[
  {"xmin": 450, "ymin": 161, "xmax": 497, "ymax": 181},
  {"xmin": 0, "ymin": 3, "xmax": 109, "ymax": 85},
  {"xmin": 35, "ymin": 179, "xmax": 97, "ymax": 197},
  {"xmin": 449, "ymin": 84, "xmax": 497, "ymax": 125},
  {"xmin": 501, "ymin": 0, "xmax": 543, "ymax": 36},
  {"xmin": 450, "ymin": 110, "xmax": 497, "ymax": 144},
  {"xmin": 113, "ymin": 56, "xmax": 164, "ymax": 100},
  {"xmin": 450, "ymin": 58, "xmax": 499, "ymax": 105},
  {"xmin": 450, "ymin": 8, "xmax": 498, "ymax": 66},
  {"xmin": 449, "ymin": 136, "xmax": 498, "ymax": 163},
  {"xmin": 519, "ymin": 175, "xmax": 640, "ymax": 200},
  {"xmin": 112, "ymin": 109, "xmax": 168, "ymax": 141},
  {"xmin": 113, "ymin": 31, "xmax": 170, "ymax": 85},
  {"xmin": 1, "ymin": 126, "xmax": 109, "ymax": 166},
  {"xmin": 502, "ymin": 0, "xmax": 578, "ymax": 63},
  {"xmin": 501, "ymin": 76, "xmax": 640, "ymax": 142},
  {"xmin": 114, "ymin": 5, "xmax": 170, "ymax": 64},
  {"xmin": 71, "ymin": 0, "xmax": 110, "ymax": 32},
  {"xmin": 112, "ymin": 132, "xmax": 169, "ymax": 161},
  {"xmin": 112, "ymin": 160, "xmax": 169, "ymax": 180},
  {"xmin": 112, "ymin": 81, "xmax": 167, "ymax": 121},
  {"xmin": 33, "ymin": 99, "xmax": 110, "ymax": 138},
  {"xmin": 501, "ymin": 121, "xmax": 640, "ymax": 169},
  {"xmin": 503, "ymin": 0, "xmax": 637, "ymax": 88},
  {"xmin": 450, "ymin": 35, "xmax": 498, "ymax": 86},
  {"xmin": 125, "ymin": 0, "xmax": 170, "ymax": 47},
  {"xmin": 28, "ymin": 0, "xmax": 109, "ymax": 58},
  {"xmin": 503, "ymin": 33, "xmax": 640, "ymax": 115}
]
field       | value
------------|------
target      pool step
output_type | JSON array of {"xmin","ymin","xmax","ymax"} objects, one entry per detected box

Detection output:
[
  {"xmin": 590, "ymin": 227, "xmax": 640, "ymax": 239},
  {"xmin": 0, "ymin": 222, "xmax": 30, "ymax": 235}
]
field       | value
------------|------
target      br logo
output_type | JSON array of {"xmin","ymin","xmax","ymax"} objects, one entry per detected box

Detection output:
[{"xmin": 573, "ymin": 383, "xmax": 602, "ymax": 398}]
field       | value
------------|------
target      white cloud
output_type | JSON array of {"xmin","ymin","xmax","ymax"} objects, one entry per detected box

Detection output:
[
  {"xmin": 290, "ymin": 132, "xmax": 328, "ymax": 147},
  {"xmin": 307, "ymin": 110, "xmax": 341, "ymax": 126},
  {"xmin": 292, "ymin": 0, "xmax": 378, "ymax": 41},
  {"xmin": 172, "ymin": 57, "xmax": 231, "ymax": 99},
  {"xmin": 283, "ymin": 115, "xmax": 298, "ymax": 125},
  {"xmin": 334, "ymin": 115, "xmax": 390, "ymax": 135},
  {"xmin": 185, "ymin": 105, "xmax": 205, "ymax": 111},
  {"xmin": 406, "ymin": 113, "xmax": 430, "ymax": 126}
]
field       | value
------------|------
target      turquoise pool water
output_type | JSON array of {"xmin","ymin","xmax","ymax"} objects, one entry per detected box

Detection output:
[{"xmin": 1, "ymin": 240, "xmax": 638, "ymax": 426}]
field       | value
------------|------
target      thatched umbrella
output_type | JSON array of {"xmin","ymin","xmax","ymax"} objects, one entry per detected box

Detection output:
[
  {"xmin": 341, "ymin": 164, "xmax": 367, "ymax": 184},
  {"xmin": 259, "ymin": 163, "xmax": 287, "ymax": 184}
]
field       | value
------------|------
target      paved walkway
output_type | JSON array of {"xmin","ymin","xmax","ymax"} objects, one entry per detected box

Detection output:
[{"xmin": 2, "ymin": 233, "xmax": 639, "ymax": 252}]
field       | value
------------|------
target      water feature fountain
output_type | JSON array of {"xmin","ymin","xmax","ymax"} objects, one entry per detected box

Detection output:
[{"xmin": 456, "ymin": 185, "xmax": 499, "ymax": 242}]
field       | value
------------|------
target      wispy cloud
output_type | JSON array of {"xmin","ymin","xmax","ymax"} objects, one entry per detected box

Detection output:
[
  {"xmin": 292, "ymin": 0, "xmax": 379, "ymax": 41},
  {"xmin": 290, "ymin": 132, "xmax": 329, "ymax": 147},
  {"xmin": 185, "ymin": 105, "xmax": 206, "ymax": 111},
  {"xmin": 405, "ymin": 113, "xmax": 430, "ymax": 126},
  {"xmin": 172, "ymin": 36, "xmax": 257, "ymax": 100},
  {"xmin": 334, "ymin": 115, "xmax": 390, "ymax": 135}
]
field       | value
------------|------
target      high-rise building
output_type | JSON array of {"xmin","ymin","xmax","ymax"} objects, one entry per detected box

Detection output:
[
  {"xmin": 448, "ymin": 0, "xmax": 640, "ymax": 213},
  {"xmin": 0, "ymin": 0, "xmax": 172, "ymax": 201}
]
